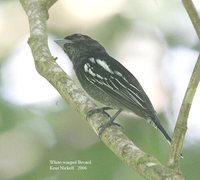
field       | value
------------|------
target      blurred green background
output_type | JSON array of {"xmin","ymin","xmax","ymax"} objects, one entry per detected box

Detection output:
[{"xmin": 0, "ymin": 0, "xmax": 200, "ymax": 179}]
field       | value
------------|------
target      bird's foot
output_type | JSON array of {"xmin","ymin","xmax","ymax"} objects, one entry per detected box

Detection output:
[
  {"xmin": 87, "ymin": 108, "xmax": 123, "ymax": 137},
  {"xmin": 86, "ymin": 107, "xmax": 112, "ymax": 120},
  {"xmin": 98, "ymin": 120, "xmax": 122, "ymax": 137}
]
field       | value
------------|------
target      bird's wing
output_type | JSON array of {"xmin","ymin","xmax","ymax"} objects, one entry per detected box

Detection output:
[
  {"xmin": 82, "ymin": 57, "xmax": 153, "ymax": 114},
  {"xmin": 82, "ymin": 57, "xmax": 172, "ymax": 145}
]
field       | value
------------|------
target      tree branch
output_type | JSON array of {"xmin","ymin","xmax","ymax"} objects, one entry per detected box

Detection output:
[
  {"xmin": 168, "ymin": 0, "xmax": 200, "ymax": 170},
  {"xmin": 182, "ymin": 0, "xmax": 200, "ymax": 38},
  {"xmin": 168, "ymin": 56, "xmax": 200, "ymax": 169},
  {"xmin": 19, "ymin": 0, "xmax": 184, "ymax": 179}
]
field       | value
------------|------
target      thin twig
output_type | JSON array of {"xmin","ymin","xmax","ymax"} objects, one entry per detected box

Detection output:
[
  {"xmin": 182, "ymin": 0, "xmax": 200, "ymax": 38},
  {"xmin": 168, "ymin": 0, "xmax": 200, "ymax": 170},
  {"xmin": 168, "ymin": 57, "xmax": 200, "ymax": 169}
]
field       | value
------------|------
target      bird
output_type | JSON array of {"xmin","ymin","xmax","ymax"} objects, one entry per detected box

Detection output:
[{"xmin": 54, "ymin": 33, "xmax": 172, "ymax": 144}]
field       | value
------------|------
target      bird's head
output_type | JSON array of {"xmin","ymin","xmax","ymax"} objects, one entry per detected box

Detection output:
[{"xmin": 55, "ymin": 34, "xmax": 106, "ymax": 63}]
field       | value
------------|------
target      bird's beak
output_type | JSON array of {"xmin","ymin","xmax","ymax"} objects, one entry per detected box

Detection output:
[{"xmin": 54, "ymin": 39, "xmax": 73, "ymax": 48}]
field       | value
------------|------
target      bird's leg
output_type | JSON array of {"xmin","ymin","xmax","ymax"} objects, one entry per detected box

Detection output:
[
  {"xmin": 86, "ymin": 106, "xmax": 113, "ymax": 120},
  {"xmin": 98, "ymin": 109, "xmax": 123, "ymax": 137}
]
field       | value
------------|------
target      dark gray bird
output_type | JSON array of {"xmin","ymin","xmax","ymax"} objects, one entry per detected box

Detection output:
[{"xmin": 55, "ymin": 33, "xmax": 171, "ymax": 144}]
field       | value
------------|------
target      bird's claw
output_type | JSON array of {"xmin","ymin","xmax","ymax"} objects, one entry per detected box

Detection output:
[
  {"xmin": 98, "ymin": 121, "xmax": 122, "ymax": 137},
  {"xmin": 86, "ymin": 107, "xmax": 112, "ymax": 120},
  {"xmin": 86, "ymin": 107, "xmax": 123, "ymax": 137},
  {"xmin": 53, "ymin": 56, "xmax": 58, "ymax": 61}
]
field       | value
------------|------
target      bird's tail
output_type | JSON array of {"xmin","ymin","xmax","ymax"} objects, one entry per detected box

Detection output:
[
  {"xmin": 148, "ymin": 115, "xmax": 172, "ymax": 144},
  {"xmin": 148, "ymin": 115, "xmax": 184, "ymax": 158}
]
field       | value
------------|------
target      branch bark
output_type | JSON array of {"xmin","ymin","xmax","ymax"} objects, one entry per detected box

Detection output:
[
  {"xmin": 19, "ymin": 0, "xmax": 184, "ymax": 179},
  {"xmin": 168, "ymin": 0, "xmax": 200, "ymax": 170}
]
